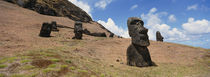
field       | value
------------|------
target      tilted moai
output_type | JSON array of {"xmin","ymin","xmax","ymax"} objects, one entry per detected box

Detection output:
[
  {"xmin": 156, "ymin": 31, "xmax": 164, "ymax": 42},
  {"xmin": 127, "ymin": 17, "xmax": 155, "ymax": 67},
  {"xmin": 39, "ymin": 22, "xmax": 52, "ymax": 37},
  {"xmin": 51, "ymin": 21, "xmax": 59, "ymax": 31},
  {"xmin": 72, "ymin": 21, "xmax": 83, "ymax": 39}
]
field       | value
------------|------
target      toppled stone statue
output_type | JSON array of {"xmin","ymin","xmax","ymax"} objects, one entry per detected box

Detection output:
[
  {"xmin": 72, "ymin": 21, "xmax": 83, "ymax": 39},
  {"xmin": 51, "ymin": 21, "xmax": 59, "ymax": 31},
  {"xmin": 156, "ymin": 31, "xmax": 164, "ymax": 42},
  {"xmin": 39, "ymin": 22, "xmax": 52, "ymax": 37},
  {"xmin": 127, "ymin": 17, "xmax": 155, "ymax": 67},
  {"xmin": 83, "ymin": 28, "xmax": 107, "ymax": 37}
]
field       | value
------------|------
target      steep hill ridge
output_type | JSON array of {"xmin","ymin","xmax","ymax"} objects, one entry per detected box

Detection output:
[
  {"xmin": 4, "ymin": 0, "xmax": 92, "ymax": 22},
  {"xmin": 0, "ymin": 1, "xmax": 209, "ymax": 77}
]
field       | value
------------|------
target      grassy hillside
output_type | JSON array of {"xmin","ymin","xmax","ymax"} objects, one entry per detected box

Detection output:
[{"xmin": 0, "ymin": 1, "xmax": 209, "ymax": 77}]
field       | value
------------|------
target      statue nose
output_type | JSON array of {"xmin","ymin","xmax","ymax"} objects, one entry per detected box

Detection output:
[{"xmin": 139, "ymin": 28, "xmax": 148, "ymax": 34}]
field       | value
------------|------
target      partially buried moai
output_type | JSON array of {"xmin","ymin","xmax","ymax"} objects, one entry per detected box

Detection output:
[
  {"xmin": 51, "ymin": 21, "xmax": 59, "ymax": 31},
  {"xmin": 156, "ymin": 31, "xmax": 164, "ymax": 42},
  {"xmin": 72, "ymin": 21, "xmax": 83, "ymax": 39},
  {"xmin": 127, "ymin": 17, "xmax": 155, "ymax": 67},
  {"xmin": 39, "ymin": 22, "xmax": 52, "ymax": 37}
]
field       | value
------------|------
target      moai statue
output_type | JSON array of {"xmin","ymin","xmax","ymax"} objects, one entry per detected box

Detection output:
[
  {"xmin": 109, "ymin": 33, "xmax": 114, "ymax": 37},
  {"xmin": 156, "ymin": 31, "xmax": 164, "ymax": 42},
  {"xmin": 39, "ymin": 22, "xmax": 52, "ymax": 37},
  {"xmin": 127, "ymin": 17, "xmax": 155, "ymax": 67},
  {"xmin": 72, "ymin": 21, "xmax": 83, "ymax": 39},
  {"xmin": 51, "ymin": 21, "xmax": 59, "ymax": 31}
]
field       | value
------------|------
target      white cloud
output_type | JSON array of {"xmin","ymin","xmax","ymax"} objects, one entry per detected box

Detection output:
[
  {"xmin": 95, "ymin": 0, "xmax": 113, "ymax": 9},
  {"xmin": 97, "ymin": 18, "xmax": 129, "ymax": 38},
  {"xmin": 141, "ymin": 8, "xmax": 188, "ymax": 41},
  {"xmin": 68, "ymin": 0, "xmax": 92, "ymax": 16},
  {"xmin": 168, "ymin": 14, "xmax": 176, "ymax": 22},
  {"xmin": 130, "ymin": 4, "xmax": 138, "ymax": 10},
  {"xmin": 182, "ymin": 17, "xmax": 210, "ymax": 34},
  {"xmin": 187, "ymin": 4, "xmax": 198, "ymax": 11},
  {"xmin": 149, "ymin": 8, "xmax": 157, "ymax": 13}
]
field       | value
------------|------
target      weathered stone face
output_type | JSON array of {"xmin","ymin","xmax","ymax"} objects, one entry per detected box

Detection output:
[
  {"xmin": 39, "ymin": 22, "xmax": 52, "ymax": 37},
  {"xmin": 72, "ymin": 21, "xmax": 83, "ymax": 39},
  {"xmin": 127, "ymin": 17, "xmax": 150, "ymax": 46},
  {"xmin": 51, "ymin": 21, "xmax": 59, "ymax": 31},
  {"xmin": 156, "ymin": 31, "xmax": 164, "ymax": 42}
]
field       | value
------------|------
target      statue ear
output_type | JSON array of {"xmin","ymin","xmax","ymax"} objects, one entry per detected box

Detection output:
[{"xmin": 140, "ymin": 21, "xmax": 144, "ymax": 26}]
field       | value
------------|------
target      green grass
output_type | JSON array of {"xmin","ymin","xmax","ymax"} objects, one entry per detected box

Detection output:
[
  {"xmin": 0, "ymin": 73, "xmax": 6, "ymax": 77},
  {"xmin": 43, "ymin": 68, "xmax": 59, "ymax": 73},
  {"xmin": 69, "ymin": 66, "xmax": 76, "ymax": 70},
  {"xmin": 78, "ymin": 69, "xmax": 88, "ymax": 73},
  {"xmin": 20, "ymin": 65, "xmax": 35, "ymax": 70},
  {"xmin": 65, "ymin": 60, "xmax": 72, "ymax": 64},
  {"xmin": 11, "ymin": 74, "xmax": 26, "ymax": 77},
  {"xmin": 0, "ymin": 64, "xmax": 7, "ymax": 68},
  {"xmin": 50, "ymin": 59, "xmax": 60, "ymax": 62},
  {"xmin": 0, "ymin": 57, "xmax": 18, "ymax": 64},
  {"xmin": 20, "ymin": 59, "xmax": 31, "ymax": 63},
  {"xmin": 48, "ymin": 64, "xmax": 57, "ymax": 68},
  {"xmin": 0, "ymin": 46, "xmax": 208, "ymax": 77}
]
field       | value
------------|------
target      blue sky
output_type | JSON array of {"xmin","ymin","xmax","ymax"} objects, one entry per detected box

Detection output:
[{"xmin": 69, "ymin": 0, "xmax": 210, "ymax": 49}]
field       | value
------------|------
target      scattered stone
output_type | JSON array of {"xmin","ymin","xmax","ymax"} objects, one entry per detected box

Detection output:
[
  {"xmin": 110, "ymin": 64, "xmax": 114, "ymax": 67},
  {"xmin": 126, "ymin": 17, "xmax": 155, "ymax": 67},
  {"xmin": 51, "ymin": 21, "xmax": 59, "ymax": 31},
  {"xmin": 72, "ymin": 21, "xmax": 83, "ymax": 39},
  {"xmin": 156, "ymin": 31, "xmax": 164, "ymax": 42},
  {"xmin": 116, "ymin": 59, "xmax": 120, "ymax": 62},
  {"xmin": 39, "ymin": 22, "xmax": 52, "ymax": 37},
  {"xmin": 117, "ymin": 36, "xmax": 123, "ymax": 38},
  {"xmin": 109, "ymin": 33, "xmax": 114, "ymax": 37}
]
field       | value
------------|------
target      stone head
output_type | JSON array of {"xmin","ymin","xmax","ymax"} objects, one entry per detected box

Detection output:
[
  {"xmin": 74, "ymin": 21, "xmax": 83, "ymax": 32},
  {"xmin": 127, "ymin": 17, "xmax": 150, "ymax": 46}
]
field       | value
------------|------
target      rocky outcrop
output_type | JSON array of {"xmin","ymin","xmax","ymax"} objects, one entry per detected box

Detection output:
[
  {"xmin": 127, "ymin": 17, "xmax": 155, "ymax": 67},
  {"xmin": 4, "ymin": 0, "xmax": 92, "ymax": 22}
]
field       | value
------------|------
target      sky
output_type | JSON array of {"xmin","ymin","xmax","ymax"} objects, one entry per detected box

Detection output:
[{"xmin": 68, "ymin": 0, "xmax": 210, "ymax": 49}]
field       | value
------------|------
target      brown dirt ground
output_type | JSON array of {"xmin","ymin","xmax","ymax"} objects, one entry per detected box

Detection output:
[{"xmin": 0, "ymin": 0, "xmax": 209, "ymax": 69}]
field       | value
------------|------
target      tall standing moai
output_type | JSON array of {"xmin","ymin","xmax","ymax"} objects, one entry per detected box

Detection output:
[
  {"xmin": 156, "ymin": 31, "xmax": 164, "ymax": 42},
  {"xmin": 39, "ymin": 22, "xmax": 52, "ymax": 37},
  {"xmin": 72, "ymin": 21, "xmax": 83, "ymax": 39},
  {"xmin": 126, "ymin": 17, "xmax": 155, "ymax": 67}
]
